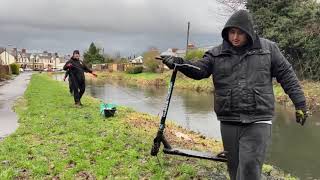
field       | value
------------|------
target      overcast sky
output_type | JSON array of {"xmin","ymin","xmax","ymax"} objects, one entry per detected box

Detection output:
[{"xmin": 0, "ymin": 0, "xmax": 232, "ymax": 56}]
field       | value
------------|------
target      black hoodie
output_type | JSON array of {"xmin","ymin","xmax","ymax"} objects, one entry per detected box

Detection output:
[
  {"xmin": 222, "ymin": 10, "xmax": 255, "ymax": 46},
  {"xmin": 63, "ymin": 58, "xmax": 92, "ymax": 82},
  {"xmin": 173, "ymin": 10, "xmax": 306, "ymax": 123}
]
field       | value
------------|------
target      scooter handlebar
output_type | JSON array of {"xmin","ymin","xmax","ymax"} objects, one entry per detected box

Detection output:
[
  {"xmin": 155, "ymin": 56, "xmax": 201, "ymax": 71},
  {"xmin": 174, "ymin": 63, "xmax": 201, "ymax": 71}
]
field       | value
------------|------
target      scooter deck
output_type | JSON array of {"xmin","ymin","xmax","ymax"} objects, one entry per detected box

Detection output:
[{"xmin": 163, "ymin": 148, "xmax": 227, "ymax": 162}]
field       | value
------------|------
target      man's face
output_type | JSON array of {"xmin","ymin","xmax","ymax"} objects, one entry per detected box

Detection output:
[
  {"xmin": 73, "ymin": 53, "xmax": 80, "ymax": 60},
  {"xmin": 228, "ymin": 28, "xmax": 248, "ymax": 47}
]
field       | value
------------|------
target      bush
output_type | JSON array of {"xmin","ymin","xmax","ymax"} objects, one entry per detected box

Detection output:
[
  {"xmin": 10, "ymin": 63, "xmax": 20, "ymax": 75},
  {"xmin": 126, "ymin": 66, "xmax": 143, "ymax": 74},
  {"xmin": 144, "ymin": 59, "xmax": 159, "ymax": 72},
  {"xmin": 185, "ymin": 49, "xmax": 205, "ymax": 61},
  {"xmin": 247, "ymin": 0, "xmax": 320, "ymax": 80},
  {"xmin": 143, "ymin": 49, "xmax": 160, "ymax": 72},
  {"xmin": 0, "ymin": 73, "xmax": 11, "ymax": 81}
]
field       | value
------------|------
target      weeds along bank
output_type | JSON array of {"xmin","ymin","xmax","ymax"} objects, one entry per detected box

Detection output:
[
  {"xmin": 95, "ymin": 71, "xmax": 320, "ymax": 112},
  {"xmin": 0, "ymin": 74, "xmax": 296, "ymax": 179},
  {"xmin": 96, "ymin": 71, "xmax": 213, "ymax": 92}
]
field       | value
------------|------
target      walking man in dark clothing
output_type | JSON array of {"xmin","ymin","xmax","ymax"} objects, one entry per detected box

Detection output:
[
  {"xmin": 160, "ymin": 10, "xmax": 308, "ymax": 180},
  {"xmin": 63, "ymin": 50, "xmax": 97, "ymax": 107},
  {"xmin": 63, "ymin": 69, "xmax": 73, "ymax": 95}
]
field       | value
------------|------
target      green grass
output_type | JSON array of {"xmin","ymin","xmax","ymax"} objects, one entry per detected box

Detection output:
[
  {"xmin": 123, "ymin": 72, "xmax": 160, "ymax": 80},
  {"xmin": 0, "ymin": 74, "xmax": 228, "ymax": 179},
  {"xmin": 0, "ymin": 74, "xmax": 297, "ymax": 179}
]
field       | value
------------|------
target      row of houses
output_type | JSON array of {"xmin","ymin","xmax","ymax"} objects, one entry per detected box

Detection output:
[
  {"xmin": 0, "ymin": 48, "xmax": 66, "ymax": 71},
  {"xmin": 92, "ymin": 44, "xmax": 208, "ymax": 72},
  {"xmin": 0, "ymin": 42, "xmax": 213, "ymax": 72}
]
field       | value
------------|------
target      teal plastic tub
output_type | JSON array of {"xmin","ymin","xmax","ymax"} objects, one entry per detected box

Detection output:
[{"xmin": 100, "ymin": 102, "xmax": 117, "ymax": 117}]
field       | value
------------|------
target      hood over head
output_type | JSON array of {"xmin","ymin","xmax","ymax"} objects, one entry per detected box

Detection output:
[{"xmin": 222, "ymin": 10, "xmax": 256, "ymax": 46}]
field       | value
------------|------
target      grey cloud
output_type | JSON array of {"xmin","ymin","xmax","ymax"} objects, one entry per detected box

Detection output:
[
  {"xmin": 0, "ymin": 0, "xmax": 229, "ymax": 55},
  {"xmin": 0, "ymin": 0, "xmax": 227, "ymax": 34}
]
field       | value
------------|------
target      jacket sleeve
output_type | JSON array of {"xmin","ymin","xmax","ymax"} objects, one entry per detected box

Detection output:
[
  {"xmin": 64, "ymin": 69, "xmax": 69, "ymax": 78},
  {"xmin": 63, "ymin": 60, "xmax": 71, "ymax": 71},
  {"xmin": 81, "ymin": 62, "xmax": 92, "ymax": 73},
  {"xmin": 271, "ymin": 43, "xmax": 306, "ymax": 108},
  {"xmin": 178, "ymin": 51, "xmax": 214, "ymax": 80}
]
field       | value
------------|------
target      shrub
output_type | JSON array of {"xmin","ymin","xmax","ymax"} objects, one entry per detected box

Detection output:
[
  {"xmin": 126, "ymin": 66, "xmax": 143, "ymax": 74},
  {"xmin": 0, "ymin": 73, "xmax": 11, "ymax": 80},
  {"xmin": 10, "ymin": 63, "xmax": 20, "ymax": 75},
  {"xmin": 144, "ymin": 59, "xmax": 159, "ymax": 72},
  {"xmin": 143, "ymin": 49, "xmax": 160, "ymax": 72},
  {"xmin": 185, "ymin": 49, "xmax": 205, "ymax": 61}
]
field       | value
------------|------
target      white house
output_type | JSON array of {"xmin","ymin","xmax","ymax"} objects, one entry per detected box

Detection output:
[
  {"xmin": 130, "ymin": 56, "xmax": 143, "ymax": 64},
  {"xmin": 0, "ymin": 50, "xmax": 16, "ymax": 65}
]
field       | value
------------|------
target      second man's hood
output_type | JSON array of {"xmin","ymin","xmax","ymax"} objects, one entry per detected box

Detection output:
[{"xmin": 221, "ymin": 10, "xmax": 256, "ymax": 46}]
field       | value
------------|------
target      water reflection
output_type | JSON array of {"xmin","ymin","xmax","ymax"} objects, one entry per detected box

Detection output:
[{"xmin": 269, "ymin": 108, "xmax": 320, "ymax": 179}]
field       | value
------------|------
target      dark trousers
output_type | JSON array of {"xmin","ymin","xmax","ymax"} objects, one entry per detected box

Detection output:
[
  {"xmin": 71, "ymin": 78, "xmax": 85, "ymax": 103},
  {"xmin": 68, "ymin": 77, "xmax": 73, "ymax": 94},
  {"xmin": 220, "ymin": 122, "xmax": 271, "ymax": 180}
]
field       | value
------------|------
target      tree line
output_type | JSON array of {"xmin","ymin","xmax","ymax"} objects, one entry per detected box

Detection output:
[{"xmin": 246, "ymin": 0, "xmax": 320, "ymax": 80}]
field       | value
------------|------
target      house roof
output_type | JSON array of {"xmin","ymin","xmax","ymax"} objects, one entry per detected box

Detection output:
[
  {"xmin": 161, "ymin": 48, "xmax": 177, "ymax": 56},
  {"xmin": 0, "ymin": 49, "xmax": 16, "ymax": 57}
]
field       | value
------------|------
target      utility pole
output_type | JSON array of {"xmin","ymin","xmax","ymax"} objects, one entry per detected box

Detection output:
[
  {"xmin": 33, "ymin": 54, "xmax": 35, "ymax": 70},
  {"xmin": 15, "ymin": 48, "xmax": 18, "ymax": 62},
  {"xmin": 4, "ymin": 48, "xmax": 7, "ymax": 65},
  {"xmin": 185, "ymin": 21, "xmax": 190, "ymax": 56}
]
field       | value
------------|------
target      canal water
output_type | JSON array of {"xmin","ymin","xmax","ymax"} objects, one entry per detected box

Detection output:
[{"xmin": 54, "ymin": 74, "xmax": 320, "ymax": 179}]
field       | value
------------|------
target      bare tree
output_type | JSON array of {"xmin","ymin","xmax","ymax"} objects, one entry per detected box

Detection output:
[{"xmin": 216, "ymin": 0, "xmax": 247, "ymax": 14}]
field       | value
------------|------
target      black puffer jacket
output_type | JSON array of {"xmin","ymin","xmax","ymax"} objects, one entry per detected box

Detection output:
[
  {"xmin": 177, "ymin": 10, "xmax": 306, "ymax": 123},
  {"xmin": 63, "ymin": 58, "xmax": 92, "ymax": 83}
]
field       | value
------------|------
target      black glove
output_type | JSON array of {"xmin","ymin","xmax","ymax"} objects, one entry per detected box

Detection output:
[
  {"xmin": 160, "ymin": 55, "xmax": 184, "ymax": 69},
  {"xmin": 295, "ymin": 101, "xmax": 308, "ymax": 126}
]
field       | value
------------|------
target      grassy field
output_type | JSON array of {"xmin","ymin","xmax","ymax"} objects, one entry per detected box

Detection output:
[
  {"xmin": 0, "ymin": 74, "xmax": 296, "ymax": 179},
  {"xmin": 97, "ymin": 71, "xmax": 320, "ymax": 112}
]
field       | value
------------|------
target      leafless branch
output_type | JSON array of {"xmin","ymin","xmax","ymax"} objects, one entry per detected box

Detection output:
[{"xmin": 216, "ymin": 0, "xmax": 247, "ymax": 14}]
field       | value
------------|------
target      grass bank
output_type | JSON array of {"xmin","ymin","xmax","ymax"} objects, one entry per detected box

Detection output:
[
  {"xmin": 96, "ymin": 71, "xmax": 320, "ymax": 112},
  {"xmin": 0, "ymin": 74, "xmax": 295, "ymax": 179},
  {"xmin": 97, "ymin": 71, "xmax": 213, "ymax": 92}
]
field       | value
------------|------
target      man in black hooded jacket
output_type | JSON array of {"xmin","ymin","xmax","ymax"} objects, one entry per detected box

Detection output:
[
  {"xmin": 63, "ymin": 50, "xmax": 97, "ymax": 106},
  {"xmin": 161, "ymin": 10, "xmax": 307, "ymax": 180}
]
